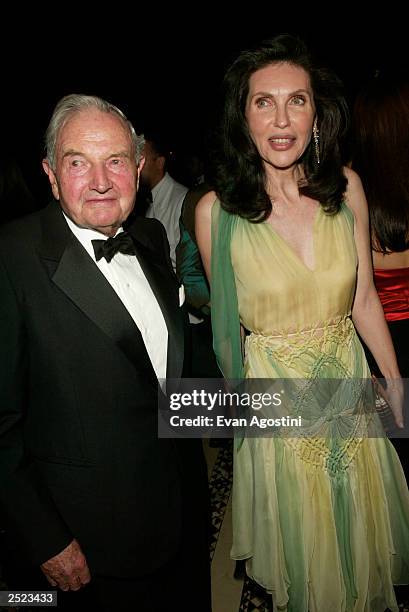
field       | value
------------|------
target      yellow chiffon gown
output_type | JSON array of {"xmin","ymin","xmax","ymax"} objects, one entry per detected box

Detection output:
[{"xmin": 211, "ymin": 201, "xmax": 409, "ymax": 612}]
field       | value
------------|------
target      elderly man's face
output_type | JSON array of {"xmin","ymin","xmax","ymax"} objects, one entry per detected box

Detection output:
[{"xmin": 43, "ymin": 108, "xmax": 143, "ymax": 236}]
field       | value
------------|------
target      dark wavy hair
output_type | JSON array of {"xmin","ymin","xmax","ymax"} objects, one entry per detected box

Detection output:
[
  {"xmin": 352, "ymin": 71, "xmax": 409, "ymax": 253},
  {"xmin": 212, "ymin": 34, "xmax": 348, "ymax": 220}
]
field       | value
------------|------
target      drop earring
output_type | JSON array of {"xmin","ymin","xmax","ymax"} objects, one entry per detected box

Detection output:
[{"xmin": 313, "ymin": 117, "xmax": 320, "ymax": 165}]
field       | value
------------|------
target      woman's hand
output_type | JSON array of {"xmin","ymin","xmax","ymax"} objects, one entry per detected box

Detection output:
[{"xmin": 373, "ymin": 375, "xmax": 404, "ymax": 429}]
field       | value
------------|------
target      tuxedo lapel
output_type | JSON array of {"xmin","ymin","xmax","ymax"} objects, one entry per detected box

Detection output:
[
  {"xmin": 129, "ymin": 228, "xmax": 184, "ymax": 381},
  {"xmin": 39, "ymin": 202, "xmax": 156, "ymax": 383}
]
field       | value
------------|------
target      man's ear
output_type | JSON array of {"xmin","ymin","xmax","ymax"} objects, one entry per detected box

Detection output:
[
  {"xmin": 42, "ymin": 159, "xmax": 60, "ymax": 200},
  {"xmin": 136, "ymin": 157, "xmax": 145, "ymax": 191},
  {"xmin": 138, "ymin": 156, "xmax": 146, "ymax": 173}
]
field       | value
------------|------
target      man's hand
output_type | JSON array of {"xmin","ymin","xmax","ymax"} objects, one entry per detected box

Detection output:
[{"xmin": 40, "ymin": 539, "xmax": 91, "ymax": 591}]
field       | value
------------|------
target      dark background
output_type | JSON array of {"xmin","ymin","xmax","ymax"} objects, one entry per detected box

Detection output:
[{"xmin": 2, "ymin": 18, "xmax": 407, "ymax": 203}]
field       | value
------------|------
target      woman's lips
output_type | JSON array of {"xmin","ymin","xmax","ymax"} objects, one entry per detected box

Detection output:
[{"xmin": 268, "ymin": 137, "xmax": 296, "ymax": 151}]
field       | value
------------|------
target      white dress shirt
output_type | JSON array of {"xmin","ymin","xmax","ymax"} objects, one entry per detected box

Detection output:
[
  {"xmin": 63, "ymin": 213, "xmax": 168, "ymax": 379},
  {"xmin": 145, "ymin": 172, "xmax": 188, "ymax": 272}
]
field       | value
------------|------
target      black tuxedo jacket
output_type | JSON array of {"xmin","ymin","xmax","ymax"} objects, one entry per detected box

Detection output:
[{"xmin": 0, "ymin": 200, "xmax": 192, "ymax": 577}]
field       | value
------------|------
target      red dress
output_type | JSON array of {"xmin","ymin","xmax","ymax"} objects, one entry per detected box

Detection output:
[{"xmin": 374, "ymin": 267, "xmax": 409, "ymax": 322}]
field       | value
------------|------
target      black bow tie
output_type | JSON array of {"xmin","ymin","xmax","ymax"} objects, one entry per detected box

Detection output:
[{"xmin": 91, "ymin": 231, "xmax": 136, "ymax": 263}]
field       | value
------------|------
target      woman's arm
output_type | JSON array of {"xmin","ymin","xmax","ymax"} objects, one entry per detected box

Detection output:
[
  {"xmin": 195, "ymin": 190, "xmax": 217, "ymax": 281},
  {"xmin": 345, "ymin": 167, "xmax": 403, "ymax": 426}
]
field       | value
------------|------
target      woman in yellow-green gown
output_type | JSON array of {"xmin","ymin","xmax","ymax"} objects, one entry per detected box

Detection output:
[{"xmin": 196, "ymin": 35, "xmax": 409, "ymax": 611}]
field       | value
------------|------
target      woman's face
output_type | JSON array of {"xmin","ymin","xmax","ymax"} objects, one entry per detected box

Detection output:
[{"xmin": 245, "ymin": 62, "xmax": 316, "ymax": 170}]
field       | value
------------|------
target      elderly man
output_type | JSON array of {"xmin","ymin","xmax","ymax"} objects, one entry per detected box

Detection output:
[{"xmin": 0, "ymin": 95, "xmax": 210, "ymax": 611}]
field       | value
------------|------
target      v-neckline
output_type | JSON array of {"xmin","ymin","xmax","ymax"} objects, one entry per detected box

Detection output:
[{"xmin": 263, "ymin": 205, "xmax": 321, "ymax": 273}]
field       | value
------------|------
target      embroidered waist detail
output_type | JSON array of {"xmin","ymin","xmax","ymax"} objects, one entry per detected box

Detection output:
[
  {"xmin": 246, "ymin": 315, "xmax": 355, "ymax": 373},
  {"xmin": 247, "ymin": 315, "xmax": 353, "ymax": 343}
]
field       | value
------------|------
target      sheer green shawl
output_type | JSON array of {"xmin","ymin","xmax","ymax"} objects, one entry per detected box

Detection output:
[{"xmin": 210, "ymin": 200, "xmax": 244, "ymax": 379}]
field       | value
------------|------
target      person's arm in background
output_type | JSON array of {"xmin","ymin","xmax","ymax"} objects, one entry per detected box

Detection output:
[
  {"xmin": 177, "ymin": 186, "xmax": 214, "ymax": 317},
  {"xmin": 345, "ymin": 167, "xmax": 404, "ymax": 427},
  {"xmin": 176, "ymin": 219, "xmax": 210, "ymax": 316}
]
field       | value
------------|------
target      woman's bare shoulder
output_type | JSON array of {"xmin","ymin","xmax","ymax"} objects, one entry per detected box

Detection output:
[
  {"xmin": 196, "ymin": 190, "xmax": 218, "ymax": 221},
  {"xmin": 343, "ymin": 166, "xmax": 367, "ymax": 218}
]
